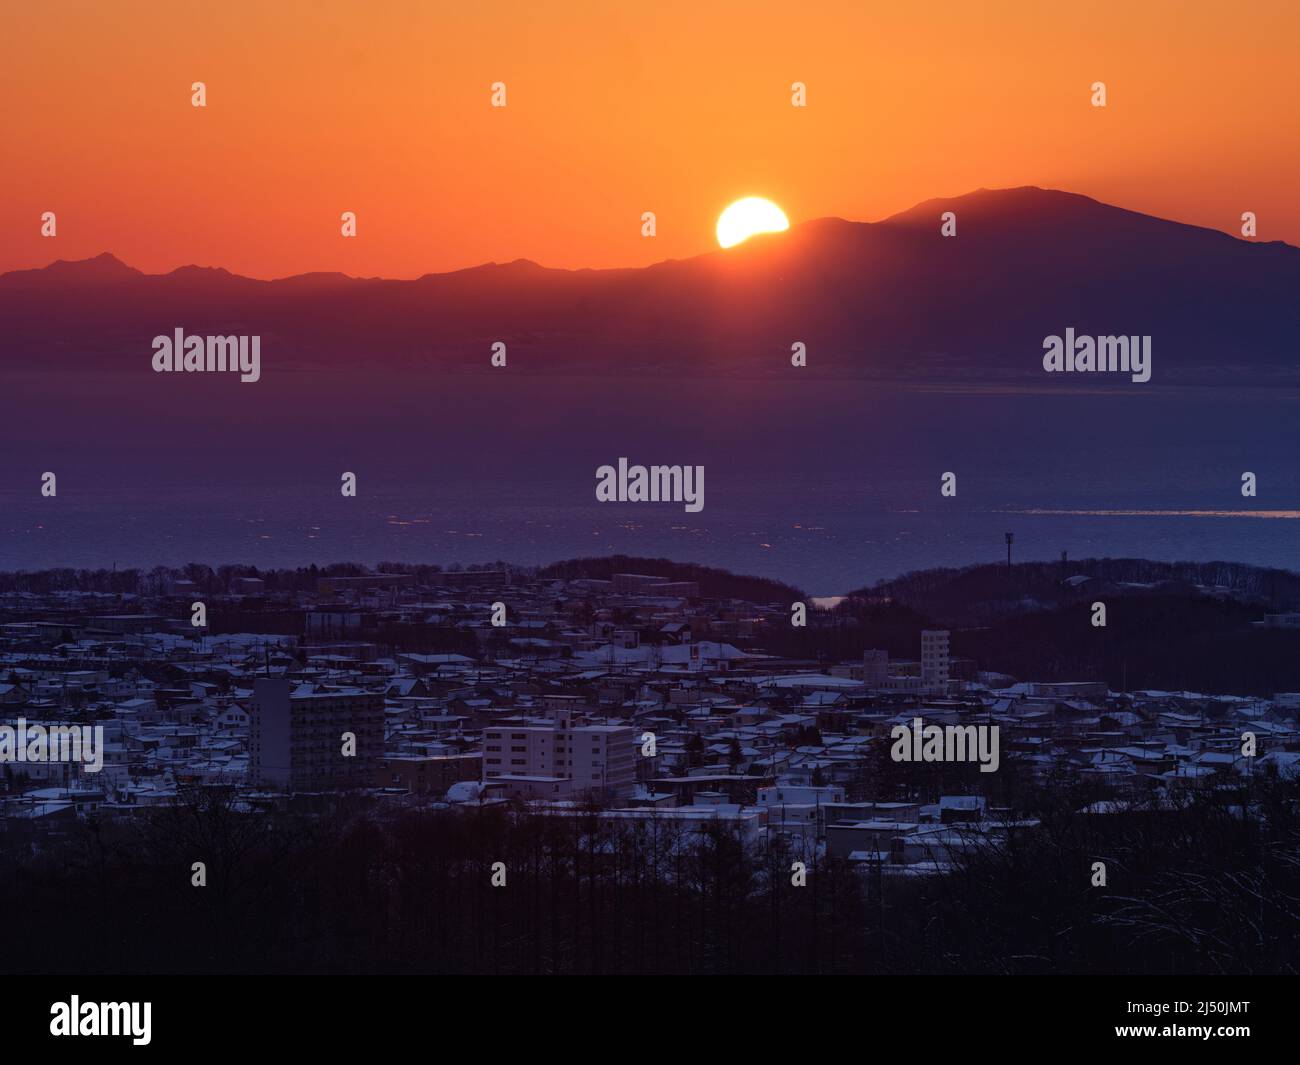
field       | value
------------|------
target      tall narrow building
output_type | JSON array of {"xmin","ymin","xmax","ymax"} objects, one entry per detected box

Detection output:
[{"xmin": 920, "ymin": 630, "xmax": 950, "ymax": 694}]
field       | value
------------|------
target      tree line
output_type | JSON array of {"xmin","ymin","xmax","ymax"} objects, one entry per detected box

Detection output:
[{"xmin": 3, "ymin": 772, "xmax": 1297, "ymax": 974}]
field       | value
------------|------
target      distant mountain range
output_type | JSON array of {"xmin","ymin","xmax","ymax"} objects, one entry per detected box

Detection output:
[{"xmin": 4, "ymin": 187, "xmax": 1298, "ymax": 383}]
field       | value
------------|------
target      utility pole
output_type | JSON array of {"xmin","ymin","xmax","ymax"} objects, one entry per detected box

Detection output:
[{"xmin": 1004, "ymin": 532, "xmax": 1014, "ymax": 574}]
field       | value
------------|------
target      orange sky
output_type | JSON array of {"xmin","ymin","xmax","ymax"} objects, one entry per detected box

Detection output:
[{"xmin": 3, "ymin": 0, "xmax": 1297, "ymax": 278}]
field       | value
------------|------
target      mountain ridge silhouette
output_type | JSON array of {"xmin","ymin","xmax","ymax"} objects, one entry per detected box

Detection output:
[{"xmin": 4, "ymin": 186, "xmax": 1297, "ymax": 383}]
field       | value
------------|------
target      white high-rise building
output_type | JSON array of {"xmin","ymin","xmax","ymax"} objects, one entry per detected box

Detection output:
[{"xmin": 482, "ymin": 718, "xmax": 637, "ymax": 799}]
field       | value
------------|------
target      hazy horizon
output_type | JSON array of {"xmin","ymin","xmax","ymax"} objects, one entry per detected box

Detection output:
[
  {"xmin": 6, "ymin": 375, "xmax": 1297, "ymax": 596},
  {"xmin": 8, "ymin": 184, "xmax": 1299, "ymax": 284}
]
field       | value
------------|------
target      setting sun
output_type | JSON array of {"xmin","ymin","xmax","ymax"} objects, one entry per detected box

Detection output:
[{"xmin": 716, "ymin": 197, "xmax": 790, "ymax": 249}]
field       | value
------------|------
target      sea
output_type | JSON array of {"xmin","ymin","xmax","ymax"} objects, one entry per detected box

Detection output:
[{"xmin": 2, "ymin": 371, "xmax": 1297, "ymax": 595}]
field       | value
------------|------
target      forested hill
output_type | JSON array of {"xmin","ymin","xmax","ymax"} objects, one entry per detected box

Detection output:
[
  {"xmin": 850, "ymin": 558, "xmax": 1300, "ymax": 627},
  {"xmin": 537, "ymin": 556, "xmax": 803, "ymax": 604}
]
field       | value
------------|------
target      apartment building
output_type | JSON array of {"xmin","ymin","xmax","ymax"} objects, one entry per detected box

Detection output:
[
  {"xmin": 250, "ymin": 678, "xmax": 383, "ymax": 791},
  {"xmin": 482, "ymin": 718, "xmax": 638, "ymax": 798}
]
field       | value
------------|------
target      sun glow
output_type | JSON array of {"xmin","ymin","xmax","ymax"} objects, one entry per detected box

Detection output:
[{"xmin": 716, "ymin": 197, "xmax": 790, "ymax": 248}]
